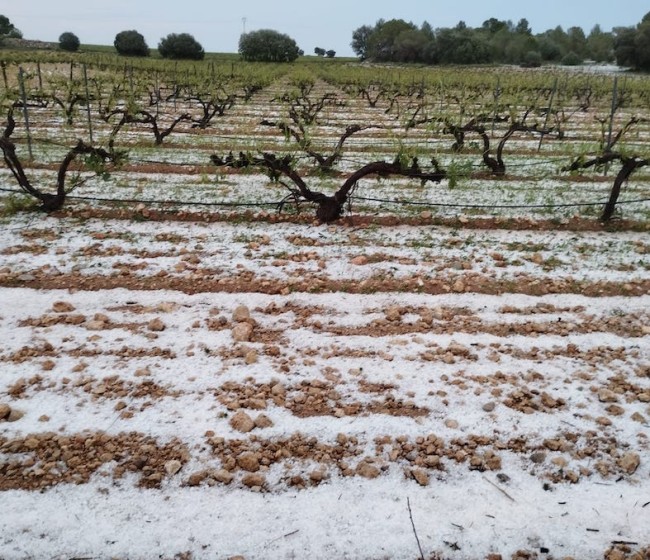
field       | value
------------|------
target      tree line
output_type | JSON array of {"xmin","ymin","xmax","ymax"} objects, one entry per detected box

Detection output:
[{"xmin": 351, "ymin": 12, "xmax": 650, "ymax": 70}]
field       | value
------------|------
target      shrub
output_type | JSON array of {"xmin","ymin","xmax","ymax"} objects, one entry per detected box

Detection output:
[
  {"xmin": 158, "ymin": 33, "xmax": 204, "ymax": 60},
  {"xmin": 0, "ymin": 15, "xmax": 22, "ymax": 38},
  {"xmin": 114, "ymin": 30, "xmax": 149, "ymax": 57},
  {"xmin": 239, "ymin": 29, "xmax": 301, "ymax": 62},
  {"xmin": 561, "ymin": 51, "xmax": 582, "ymax": 66},
  {"xmin": 521, "ymin": 50, "xmax": 542, "ymax": 67},
  {"xmin": 59, "ymin": 32, "xmax": 80, "ymax": 52}
]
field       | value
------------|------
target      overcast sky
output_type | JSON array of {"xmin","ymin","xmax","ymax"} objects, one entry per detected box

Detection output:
[{"xmin": 3, "ymin": 1, "xmax": 647, "ymax": 57}]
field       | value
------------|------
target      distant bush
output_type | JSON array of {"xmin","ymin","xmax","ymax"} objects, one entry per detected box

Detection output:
[
  {"xmin": 239, "ymin": 29, "xmax": 301, "ymax": 62},
  {"xmin": 114, "ymin": 30, "xmax": 149, "ymax": 57},
  {"xmin": 0, "ymin": 14, "xmax": 22, "ymax": 39},
  {"xmin": 521, "ymin": 50, "xmax": 542, "ymax": 67},
  {"xmin": 561, "ymin": 51, "xmax": 582, "ymax": 66},
  {"xmin": 59, "ymin": 32, "xmax": 80, "ymax": 52},
  {"xmin": 158, "ymin": 33, "xmax": 204, "ymax": 60}
]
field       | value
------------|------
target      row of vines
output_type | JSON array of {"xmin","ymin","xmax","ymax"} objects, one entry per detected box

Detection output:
[{"xmin": 0, "ymin": 53, "xmax": 649, "ymax": 223}]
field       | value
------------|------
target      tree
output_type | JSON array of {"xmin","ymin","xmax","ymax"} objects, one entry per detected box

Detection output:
[
  {"xmin": 314, "ymin": 47, "xmax": 325, "ymax": 56},
  {"xmin": 614, "ymin": 27, "xmax": 638, "ymax": 67},
  {"xmin": 114, "ymin": 30, "xmax": 149, "ymax": 57},
  {"xmin": 0, "ymin": 15, "xmax": 22, "ymax": 38},
  {"xmin": 635, "ymin": 18, "xmax": 650, "ymax": 70},
  {"xmin": 351, "ymin": 25, "xmax": 373, "ymax": 59},
  {"xmin": 515, "ymin": 18, "xmax": 532, "ymax": 35},
  {"xmin": 434, "ymin": 27, "xmax": 490, "ymax": 64},
  {"xmin": 239, "ymin": 29, "xmax": 300, "ymax": 62},
  {"xmin": 566, "ymin": 26, "xmax": 587, "ymax": 58},
  {"xmin": 482, "ymin": 18, "xmax": 510, "ymax": 35},
  {"xmin": 393, "ymin": 29, "xmax": 429, "ymax": 63},
  {"xmin": 158, "ymin": 33, "xmax": 204, "ymax": 60},
  {"xmin": 326, "ymin": 49, "xmax": 336, "ymax": 58},
  {"xmin": 59, "ymin": 32, "xmax": 80, "ymax": 52},
  {"xmin": 586, "ymin": 25, "xmax": 613, "ymax": 62},
  {"xmin": 366, "ymin": 19, "xmax": 417, "ymax": 61}
]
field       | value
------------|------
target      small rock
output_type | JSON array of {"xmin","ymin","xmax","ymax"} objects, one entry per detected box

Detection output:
[
  {"xmin": 606, "ymin": 404, "xmax": 625, "ymax": 416},
  {"xmin": 7, "ymin": 408, "xmax": 24, "ymax": 422},
  {"xmin": 24, "ymin": 437, "xmax": 40, "ymax": 450},
  {"xmin": 164, "ymin": 460, "xmax": 182, "ymax": 476},
  {"xmin": 420, "ymin": 210, "xmax": 432, "ymax": 220},
  {"xmin": 232, "ymin": 322, "xmax": 254, "ymax": 342},
  {"xmin": 187, "ymin": 470, "xmax": 210, "ymax": 486},
  {"xmin": 309, "ymin": 469, "xmax": 326, "ymax": 483},
  {"xmin": 598, "ymin": 389, "xmax": 618, "ymax": 403},
  {"xmin": 618, "ymin": 452, "xmax": 640, "ymax": 474},
  {"xmin": 412, "ymin": 469, "xmax": 429, "ymax": 486},
  {"xmin": 52, "ymin": 301, "xmax": 75, "ymax": 313},
  {"xmin": 254, "ymin": 414, "xmax": 273, "ymax": 429},
  {"xmin": 350, "ymin": 255, "xmax": 368, "ymax": 266},
  {"xmin": 444, "ymin": 419, "xmax": 459, "ymax": 429},
  {"xmin": 214, "ymin": 469, "xmax": 234, "ymax": 485},
  {"xmin": 148, "ymin": 318, "xmax": 166, "ymax": 332},
  {"xmin": 385, "ymin": 306, "xmax": 401, "ymax": 322},
  {"xmin": 452, "ymin": 279, "xmax": 465, "ymax": 293},
  {"xmin": 230, "ymin": 410, "xmax": 255, "ymax": 433},
  {"xmin": 244, "ymin": 350, "xmax": 258, "ymax": 365},
  {"xmin": 237, "ymin": 452, "xmax": 261, "ymax": 472},
  {"xmin": 356, "ymin": 462, "xmax": 380, "ymax": 479},
  {"xmin": 271, "ymin": 383, "xmax": 286, "ymax": 396},
  {"xmin": 0, "ymin": 403, "xmax": 11, "ymax": 420},
  {"xmin": 482, "ymin": 402, "xmax": 496, "ymax": 412},
  {"xmin": 530, "ymin": 451, "xmax": 547, "ymax": 464},
  {"xmin": 631, "ymin": 412, "xmax": 646, "ymax": 424},
  {"xmin": 241, "ymin": 473, "xmax": 265, "ymax": 488},
  {"xmin": 85, "ymin": 320, "xmax": 106, "ymax": 331},
  {"xmin": 232, "ymin": 305, "xmax": 250, "ymax": 322}
]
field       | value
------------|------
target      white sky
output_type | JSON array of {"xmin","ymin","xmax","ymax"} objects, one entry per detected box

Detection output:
[{"xmin": 2, "ymin": 1, "xmax": 648, "ymax": 57}]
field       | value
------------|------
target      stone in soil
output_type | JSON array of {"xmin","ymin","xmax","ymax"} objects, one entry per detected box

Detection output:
[
  {"xmin": 618, "ymin": 452, "xmax": 640, "ymax": 474},
  {"xmin": 0, "ymin": 403, "xmax": 11, "ymax": 420},
  {"xmin": 241, "ymin": 473, "xmax": 265, "ymax": 488},
  {"xmin": 237, "ymin": 452, "xmax": 261, "ymax": 472},
  {"xmin": 7, "ymin": 408, "xmax": 24, "ymax": 422},
  {"xmin": 148, "ymin": 318, "xmax": 166, "ymax": 332},
  {"xmin": 52, "ymin": 301, "xmax": 75, "ymax": 313},
  {"xmin": 356, "ymin": 462, "xmax": 380, "ymax": 479},
  {"xmin": 232, "ymin": 322, "xmax": 254, "ymax": 342},
  {"xmin": 214, "ymin": 469, "xmax": 235, "ymax": 485},
  {"xmin": 232, "ymin": 305, "xmax": 251, "ymax": 322},
  {"xmin": 230, "ymin": 410, "xmax": 255, "ymax": 433},
  {"xmin": 164, "ymin": 459, "xmax": 182, "ymax": 475},
  {"xmin": 412, "ymin": 469, "xmax": 430, "ymax": 486},
  {"xmin": 254, "ymin": 414, "xmax": 273, "ymax": 428}
]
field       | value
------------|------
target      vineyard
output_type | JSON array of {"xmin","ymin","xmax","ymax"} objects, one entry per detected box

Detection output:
[{"xmin": 0, "ymin": 54, "xmax": 649, "ymax": 560}]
